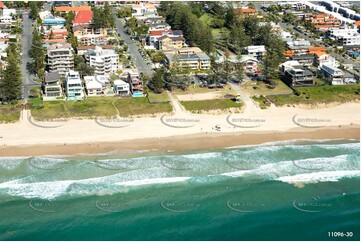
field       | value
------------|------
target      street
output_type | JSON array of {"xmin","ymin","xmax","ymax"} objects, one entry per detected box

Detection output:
[
  {"xmin": 20, "ymin": 11, "xmax": 39, "ymax": 101},
  {"xmin": 113, "ymin": 14, "xmax": 153, "ymax": 77}
]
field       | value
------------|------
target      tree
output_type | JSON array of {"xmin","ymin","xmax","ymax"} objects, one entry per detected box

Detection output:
[
  {"xmin": 29, "ymin": 1, "xmax": 39, "ymax": 20},
  {"xmin": 247, "ymin": 3, "xmax": 256, "ymax": 9},
  {"xmin": 242, "ymin": 15, "xmax": 259, "ymax": 41},
  {"xmin": 49, "ymin": 29, "xmax": 54, "ymax": 40},
  {"xmin": 0, "ymin": 44, "xmax": 22, "ymax": 102},
  {"xmin": 225, "ymin": 4, "xmax": 236, "ymax": 28},
  {"xmin": 28, "ymin": 26, "xmax": 46, "ymax": 79},
  {"xmin": 117, "ymin": 7, "xmax": 132, "ymax": 18},
  {"xmin": 163, "ymin": 2, "xmax": 213, "ymax": 53},
  {"xmin": 262, "ymin": 34, "xmax": 286, "ymax": 79},
  {"xmin": 229, "ymin": 18, "xmax": 251, "ymax": 53},
  {"xmin": 74, "ymin": 55, "xmax": 95, "ymax": 77}
]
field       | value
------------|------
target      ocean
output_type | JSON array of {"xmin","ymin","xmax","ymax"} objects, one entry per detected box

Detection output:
[{"xmin": 0, "ymin": 140, "xmax": 359, "ymax": 241}]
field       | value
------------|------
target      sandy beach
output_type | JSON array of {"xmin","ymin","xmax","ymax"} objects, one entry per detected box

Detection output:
[{"xmin": 0, "ymin": 102, "xmax": 359, "ymax": 156}]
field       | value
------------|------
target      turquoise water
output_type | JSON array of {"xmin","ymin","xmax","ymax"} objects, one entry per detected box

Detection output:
[{"xmin": 0, "ymin": 140, "xmax": 359, "ymax": 241}]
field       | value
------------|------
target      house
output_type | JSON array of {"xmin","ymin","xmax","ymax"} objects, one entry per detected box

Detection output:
[
  {"xmin": 235, "ymin": 7, "xmax": 258, "ymax": 16},
  {"xmin": 84, "ymin": 75, "xmax": 110, "ymax": 87},
  {"xmin": 113, "ymin": 80, "xmax": 130, "ymax": 96},
  {"xmin": 72, "ymin": 10, "xmax": 93, "ymax": 26},
  {"xmin": 320, "ymin": 64, "xmax": 356, "ymax": 85},
  {"xmin": 245, "ymin": 45, "xmax": 266, "ymax": 59},
  {"xmin": 85, "ymin": 46, "xmax": 119, "ymax": 75},
  {"xmin": 0, "ymin": 2, "xmax": 4, "ymax": 9},
  {"xmin": 279, "ymin": 60, "xmax": 301, "ymax": 74},
  {"xmin": 131, "ymin": 3, "xmax": 157, "ymax": 17},
  {"xmin": 42, "ymin": 72, "xmax": 63, "ymax": 101},
  {"xmin": 313, "ymin": 52, "xmax": 338, "ymax": 68},
  {"xmin": 280, "ymin": 31, "xmax": 293, "ymax": 42},
  {"xmin": 286, "ymin": 40, "xmax": 311, "ymax": 55},
  {"xmin": 64, "ymin": 70, "xmax": 85, "ymax": 100},
  {"xmin": 140, "ymin": 16, "xmax": 166, "ymax": 25},
  {"xmin": 54, "ymin": 5, "xmax": 92, "ymax": 14},
  {"xmin": 283, "ymin": 65, "xmax": 315, "ymax": 86},
  {"xmin": 127, "ymin": 73, "xmax": 144, "ymax": 96},
  {"xmin": 85, "ymin": 78, "xmax": 103, "ymax": 96},
  {"xmin": 158, "ymin": 35, "xmax": 185, "ymax": 51},
  {"xmin": 164, "ymin": 47, "xmax": 211, "ymax": 71},
  {"xmin": 147, "ymin": 29, "xmax": 173, "ymax": 47},
  {"xmin": 46, "ymin": 43, "xmax": 74, "ymax": 76},
  {"xmin": 289, "ymin": 54, "xmax": 315, "ymax": 67}
]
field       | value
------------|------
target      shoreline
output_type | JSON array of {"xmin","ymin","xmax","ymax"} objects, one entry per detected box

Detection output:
[{"xmin": 0, "ymin": 126, "xmax": 359, "ymax": 157}]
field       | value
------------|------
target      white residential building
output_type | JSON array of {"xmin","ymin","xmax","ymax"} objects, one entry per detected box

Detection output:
[
  {"xmin": 85, "ymin": 79, "xmax": 103, "ymax": 96},
  {"xmin": 327, "ymin": 26, "xmax": 360, "ymax": 46},
  {"xmin": 85, "ymin": 46, "xmax": 119, "ymax": 75},
  {"xmin": 113, "ymin": 80, "xmax": 130, "ymax": 96},
  {"xmin": 245, "ymin": 45, "xmax": 266, "ymax": 59},
  {"xmin": 65, "ymin": 71, "xmax": 85, "ymax": 100},
  {"xmin": 320, "ymin": 64, "xmax": 356, "ymax": 84},
  {"xmin": 47, "ymin": 43, "xmax": 74, "ymax": 76}
]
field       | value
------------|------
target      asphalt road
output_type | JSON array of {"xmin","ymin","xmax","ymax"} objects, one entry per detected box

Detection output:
[
  {"xmin": 20, "ymin": 11, "xmax": 39, "ymax": 101},
  {"xmin": 113, "ymin": 15, "xmax": 153, "ymax": 77}
]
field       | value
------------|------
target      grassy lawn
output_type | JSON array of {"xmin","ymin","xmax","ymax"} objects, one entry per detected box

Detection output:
[
  {"xmin": 147, "ymin": 91, "xmax": 170, "ymax": 103},
  {"xmin": 181, "ymin": 99, "xmax": 242, "ymax": 112},
  {"xmin": 242, "ymin": 80, "xmax": 293, "ymax": 96},
  {"xmin": 173, "ymin": 84, "xmax": 237, "ymax": 96},
  {"xmin": 268, "ymin": 84, "xmax": 360, "ymax": 106},
  {"xmin": 30, "ymin": 96, "xmax": 173, "ymax": 120},
  {"xmin": 252, "ymin": 95, "xmax": 271, "ymax": 109},
  {"xmin": 0, "ymin": 104, "xmax": 21, "ymax": 123},
  {"xmin": 114, "ymin": 97, "xmax": 172, "ymax": 116}
]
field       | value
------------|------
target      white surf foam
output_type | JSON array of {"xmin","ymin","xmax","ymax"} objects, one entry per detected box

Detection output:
[
  {"xmin": 115, "ymin": 177, "xmax": 190, "ymax": 186},
  {"xmin": 276, "ymin": 170, "xmax": 360, "ymax": 184}
]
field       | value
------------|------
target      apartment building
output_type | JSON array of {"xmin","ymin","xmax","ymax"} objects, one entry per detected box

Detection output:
[
  {"xmin": 78, "ymin": 34, "xmax": 108, "ymax": 46},
  {"xmin": 65, "ymin": 70, "xmax": 85, "ymax": 100},
  {"xmin": 158, "ymin": 35, "xmax": 185, "ymax": 51},
  {"xmin": 85, "ymin": 46, "xmax": 119, "ymax": 75},
  {"xmin": 164, "ymin": 47, "xmax": 211, "ymax": 71},
  {"xmin": 327, "ymin": 26, "xmax": 360, "ymax": 46},
  {"xmin": 147, "ymin": 29, "xmax": 173, "ymax": 47},
  {"xmin": 305, "ymin": 13, "xmax": 341, "ymax": 28},
  {"xmin": 73, "ymin": 25, "xmax": 108, "ymax": 38},
  {"xmin": 46, "ymin": 43, "xmax": 74, "ymax": 76},
  {"xmin": 42, "ymin": 72, "xmax": 63, "ymax": 101}
]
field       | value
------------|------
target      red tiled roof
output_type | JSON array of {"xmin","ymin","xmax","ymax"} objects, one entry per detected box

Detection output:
[
  {"xmin": 54, "ymin": 6, "xmax": 91, "ymax": 13},
  {"xmin": 72, "ymin": 10, "xmax": 93, "ymax": 25},
  {"xmin": 355, "ymin": 21, "xmax": 360, "ymax": 26},
  {"xmin": 149, "ymin": 29, "xmax": 172, "ymax": 36},
  {"xmin": 0, "ymin": 2, "xmax": 4, "ymax": 9},
  {"xmin": 236, "ymin": 8, "xmax": 257, "ymax": 14}
]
